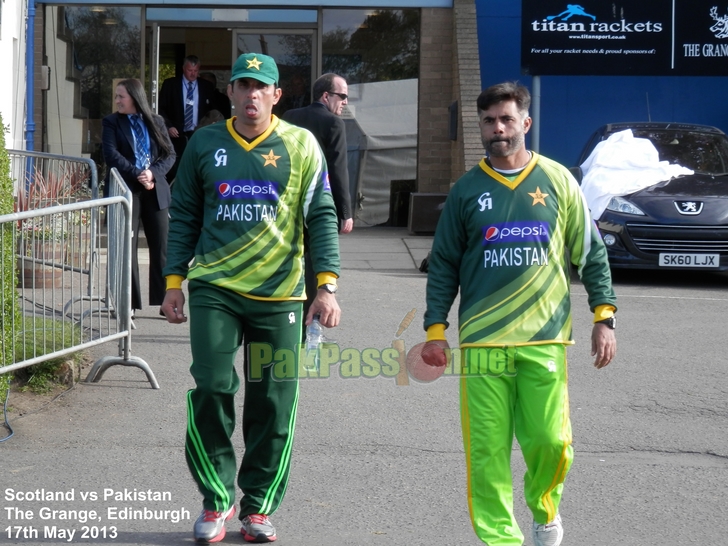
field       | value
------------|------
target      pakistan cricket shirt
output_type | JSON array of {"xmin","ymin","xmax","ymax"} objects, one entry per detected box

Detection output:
[
  {"xmin": 164, "ymin": 116, "xmax": 340, "ymax": 298},
  {"xmin": 424, "ymin": 152, "xmax": 616, "ymax": 346}
]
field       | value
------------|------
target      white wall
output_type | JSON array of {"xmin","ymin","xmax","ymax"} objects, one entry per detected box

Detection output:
[
  {"xmin": 44, "ymin": 6, "xmax": 84, "ymax": 156},
  {"xmin": 1, "ymin": 0, "xmax": 27, "ymax": 150}
]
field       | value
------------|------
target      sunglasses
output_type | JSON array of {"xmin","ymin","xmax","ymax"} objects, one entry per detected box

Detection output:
[{"xmin": 329, "ymin": 92, "xmax": 348, "ymax": 101}]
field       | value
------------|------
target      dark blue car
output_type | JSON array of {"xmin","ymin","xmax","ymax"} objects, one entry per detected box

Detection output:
[{"xmin": 572, "ymin": 122, "xmax": 728, "ymax": 270}]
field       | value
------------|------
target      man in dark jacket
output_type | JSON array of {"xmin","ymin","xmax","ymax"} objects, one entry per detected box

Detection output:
[
  {"xmin": 282, "ymin": 73, "xmax": 352, "ymax": 234},
  {"xmin": 199, "ymin": 71, "xmax": 232, "ymax": 120},
  {"xmin": 158, "ymin": 55, "xmax": 217, "ymax": 180},
  {"xmin": 282, "ymin": 73, "xmax": 353, "ymax": 321}
]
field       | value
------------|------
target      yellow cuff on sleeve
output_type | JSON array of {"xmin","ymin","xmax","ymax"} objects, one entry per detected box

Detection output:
[
  {"xmin": 593, "ymin": 304, "xmax": 616, "ymax": 323},
  {"xmin": 166, "ymin": 275, "xmax": 185, "ymax": 291},
  {"xmin": 426, "ymin": 323, "xmax": 447, "ymax": 342},
  {"xmin": 315, "ymin": 272, "xmax": 339, "ymax": 288}
]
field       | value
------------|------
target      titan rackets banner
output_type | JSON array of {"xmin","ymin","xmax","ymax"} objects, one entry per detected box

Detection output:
[{"xmin": 521, "ymin": 1, "xmax": 728, "ymax": 75}]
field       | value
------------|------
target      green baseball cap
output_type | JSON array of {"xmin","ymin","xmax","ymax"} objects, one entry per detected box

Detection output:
[{"xmin": 230, "ymin": 53, "xmax": 279, "ymax": 86}]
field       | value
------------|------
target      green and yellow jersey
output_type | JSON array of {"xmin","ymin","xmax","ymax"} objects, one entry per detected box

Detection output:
[
  {"xmin": 164, "ymin": 116, "xmax": 340, "ymax": 300},
  {"xmin": 424, "ymin": 153, "xmax": 616, "ymax": 347}
]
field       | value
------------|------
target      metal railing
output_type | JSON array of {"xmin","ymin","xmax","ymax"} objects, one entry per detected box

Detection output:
[
  {"xmin": 1, "ymin": 164, "xmax": 158, "ymax": 389},
  {"xmin": 9, "ymin": 149, "xmax": 99, "ymax": 200},
  {"xmin": 83, "ymin": 168, "xmax": 158, "ymax": 388},
  {"xmin": 10, "ymin": 149, "xmax": 99, "ymax": 312}
]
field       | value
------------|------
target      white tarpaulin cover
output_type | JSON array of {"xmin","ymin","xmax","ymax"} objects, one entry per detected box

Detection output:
[
  {"xmin": 343, "ymin": 79, "xmax": 417, "ymax": 226},
  {"xmin": 580, "ymin": 129, "xmax": 693, "ymax": 220}
]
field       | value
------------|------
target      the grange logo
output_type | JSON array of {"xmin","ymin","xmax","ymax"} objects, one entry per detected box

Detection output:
[
  {"xmin": 683, "ymin": 6, "xmax": 728, "ymax": 57},
  {"xmin": 531, "ymin": 3, "xmax": 663, "ymax": 34},
  {"xmin": 217, "ymin": 180, "xmax": 279, "ymax": 200},
  {"xmin": 710, "ymin": 6, "xmax": 728, "ymax": 38}
]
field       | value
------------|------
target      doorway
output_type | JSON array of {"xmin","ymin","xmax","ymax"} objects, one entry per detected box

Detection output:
[
  {"xmin": 146, "ymin": 26, "xmax": 234, "ymax": 112},
  {"xmin": 233, "ymin": 29, "xmax": 316, "ymax": 118},
  {"xmin": 146, "ymin": 25, "xmax": 317, "ymax": 118}
]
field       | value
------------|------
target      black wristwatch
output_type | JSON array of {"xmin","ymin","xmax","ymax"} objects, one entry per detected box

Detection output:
[
  {"xmin": 595, "ymin": 316, "xmax": 616, "ymax": 329},
  {"xmin": 318, "ymin": 283, "xmax": 338, "ymax": 294}
]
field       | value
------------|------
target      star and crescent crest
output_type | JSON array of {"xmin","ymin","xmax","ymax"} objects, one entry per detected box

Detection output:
[
  {"xmin": 261, "ymin": 150, "xmax": 281, "ymax": 167},
  {"xmin": 528, "ymin": 187, "xmax": 549, "ymax": 206},
  {"xmin": 246, "ymin": 57, "xmax": 263, "ymax": 70}
]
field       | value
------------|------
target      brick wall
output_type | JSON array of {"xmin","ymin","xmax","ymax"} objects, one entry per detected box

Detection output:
[
  {"xmin": 417, "ymin": 8, "xmax": 453, "ymax": 194},
  {"xmin": 417, "ymin": 1, "xmax": 482, "ymax": 194},
  {"xmin": 453, "ymin": 0, "xmax": 483, "ymax": 178}
]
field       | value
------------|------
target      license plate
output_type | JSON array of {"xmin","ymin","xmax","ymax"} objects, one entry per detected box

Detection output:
[{"xmin": 658, "ymin": 253, "xmax": 720, "ymax": 268}]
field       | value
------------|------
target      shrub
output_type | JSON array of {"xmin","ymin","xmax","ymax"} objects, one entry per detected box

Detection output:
[{"xmin": 0, "ymin": 115, "xmax": 18, "ymax": 395}]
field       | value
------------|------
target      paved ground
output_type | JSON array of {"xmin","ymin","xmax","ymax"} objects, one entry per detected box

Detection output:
[{"xmin": 1, "ymin": 226, "xmax": 726, "ymax": 546}]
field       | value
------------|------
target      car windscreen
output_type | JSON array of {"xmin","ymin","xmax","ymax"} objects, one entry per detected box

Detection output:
[{"xmin": 623, "ymin": 129, "xmax": 728, "ymax": 174}]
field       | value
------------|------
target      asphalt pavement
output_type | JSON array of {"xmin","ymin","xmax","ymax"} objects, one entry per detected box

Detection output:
[{"xmin": 1, "ymin": 226, "xmax": 726, "ymax": 546}]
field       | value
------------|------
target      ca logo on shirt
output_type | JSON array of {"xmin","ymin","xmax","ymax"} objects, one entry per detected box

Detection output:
[
  {"xmin": 478, "ymin": 192, "xmax": 493, "ymax": 211},
  {"xmin": 214, "ymin": 148, "xmax": 227, "ymax": 167}
]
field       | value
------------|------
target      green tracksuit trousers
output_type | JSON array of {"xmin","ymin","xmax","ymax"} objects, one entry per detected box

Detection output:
[
  {"xmin": 460, "ymin": 344, "xmax": 573, "ymax": 546},
  {"xmin": 185, "ymin": 281, "xmax": 301, "ymax": 518}
]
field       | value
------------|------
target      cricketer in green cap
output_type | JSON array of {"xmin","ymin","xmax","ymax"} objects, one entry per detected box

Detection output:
[{"xmin": 230, "ymin": 52, "xmax": 279, "ymax": 86}]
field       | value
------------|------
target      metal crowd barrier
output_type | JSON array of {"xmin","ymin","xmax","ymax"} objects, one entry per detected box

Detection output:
[
  {"xmin": 8, "ymin": 149, "xmax": 99, "ymax": 199},
  {"xmin": 83, "ymin": 168, "xmax": 158, "ymax": 388},
  {"xmin": 9, "ymin": 150, "xmax": 99, "ymax": 313},
  {"xmin": 0, "ymin": 166, "xmax": 158, "ymax": 389}
]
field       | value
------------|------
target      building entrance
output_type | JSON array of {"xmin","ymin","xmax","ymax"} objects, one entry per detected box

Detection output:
[
  {"xmin": 147, "ymin": 25, "xmax": 316, "ymax": 119},
  {"xmin": 44, "ymin": 6, "xmax": 422, "ymax": 227}
]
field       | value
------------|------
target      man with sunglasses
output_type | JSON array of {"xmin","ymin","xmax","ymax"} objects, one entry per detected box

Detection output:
[{"xmin": 283, "ymin": 73, "xmax": 354, "ymax": 323}]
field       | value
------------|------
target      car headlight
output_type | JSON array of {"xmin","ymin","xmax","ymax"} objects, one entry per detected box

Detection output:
[{"xmin": 606, "ymin": 196, "xmax": 646, "ymax": 215}]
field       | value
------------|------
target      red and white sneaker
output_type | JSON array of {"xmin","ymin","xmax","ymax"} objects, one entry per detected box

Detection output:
[
  {"xmin": 193, "ymin": 505, "xmax": 235, "ymax": 543},
  {"xmin": 241, "ymin": 514, "xmax": 277, "ymax": 543}
]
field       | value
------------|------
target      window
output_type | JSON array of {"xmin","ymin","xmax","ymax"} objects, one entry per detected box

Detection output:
[
  {"xmin": 322, "ymin": 9, "xmax": 419, "ymax": 84},
  {"xmin": 46, "ymin": 6, "xmax": 141, "ymax": 157},
  {"xmin": 61, "ymin": 7, "xmax": 141, "ymax": 118}
]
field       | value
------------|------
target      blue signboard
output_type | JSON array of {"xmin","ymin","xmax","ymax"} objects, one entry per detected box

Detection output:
[{"xmin": 522, "ymin": 1, "xmax": 728, "ymax": 75}]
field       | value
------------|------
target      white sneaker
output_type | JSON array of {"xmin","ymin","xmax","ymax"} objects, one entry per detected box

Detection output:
[
  {"xmin": 241, "ymin": 514, "xmax": 277, "ymax": 543},
  {"xmin": 193, "ymin": 505, "xmax": 235, "ymax": 543},
  {"xmin": 532, "ymin": 513, "xmax": 563, "ymax": 546}
]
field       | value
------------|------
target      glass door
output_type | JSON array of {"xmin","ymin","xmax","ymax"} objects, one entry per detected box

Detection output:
[
  {"xmin": 148, "ymin": 23, "xmax": 161, "ymax": 111},
  {"xmin": 233, "ymin": 29, "xmax": 317, "ymax": 118}
]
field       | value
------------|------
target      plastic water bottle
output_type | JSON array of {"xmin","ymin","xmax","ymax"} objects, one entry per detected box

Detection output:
[{"xmin": 304, "ymin": 316, "xmax": 324, "ymax": 372}]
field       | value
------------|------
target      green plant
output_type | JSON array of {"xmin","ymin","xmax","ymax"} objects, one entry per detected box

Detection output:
[
  {"xmin": 20, "ymin": 215, "xmax": 68, "ymax": 244},
  {"xmin": 14, "ymin": 316, "xmax": 84, "ymax": 394},
  {"xmin": 19, "ymin": 361, "xmax": 63, "ymax": 394},
  {"xmin": 0, "ymin": 115, "xmax": 19, "ymax": 395},
  {"xmin": 15, "ymin": 163, "xmax": 91, "ymax": 213},
  {"xmin": 14, "ymin": 164, "xmax": 90, "ymax": 265}
]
